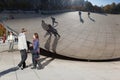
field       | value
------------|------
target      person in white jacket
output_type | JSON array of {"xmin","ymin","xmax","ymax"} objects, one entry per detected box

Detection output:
[
  {"xmin": 17, "ymin": 28, "xmax": 28, "ymax": 70},
  {"xmin": 7, "ymin": 31, "xmax": 15, "ymax": 52}
]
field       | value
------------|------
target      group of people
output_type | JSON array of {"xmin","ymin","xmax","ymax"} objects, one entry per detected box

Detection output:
[
  {"xmin": 2, "ymin": 16, "xmax": 58, "ymax": 70},
  {"xmin": 79, "ymin": 11, "xmax": 91, "ymax": 16},
  {"xmin": 17, "ymin": 28, "xmax": 42, "ymax": 70},
  {"xmin": 2, "ymin": 31, "xmax": 17, "ymax": 52},
  {"xmin": 17, "ymin": 17, "xmax": 58, "ymax": 70},
  {"xmin": 1, "ymin": 28, "xmax": 42, "ymax": 70}
]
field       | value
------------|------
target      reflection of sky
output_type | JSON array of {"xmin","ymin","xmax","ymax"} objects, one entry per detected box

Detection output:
[{"xmin": 86, "ymin": 0, "xmax": 120, "ymax": 6}]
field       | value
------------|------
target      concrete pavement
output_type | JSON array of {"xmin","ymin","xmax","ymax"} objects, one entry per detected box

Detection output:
[{"xmin": 0, "ymin": 49, "xmax": 120, "ymax": 80}]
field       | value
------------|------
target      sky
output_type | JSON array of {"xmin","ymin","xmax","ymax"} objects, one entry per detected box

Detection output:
[{"xmin": 87, "ymin": 0, "xmax": 120, "ymax": 6}]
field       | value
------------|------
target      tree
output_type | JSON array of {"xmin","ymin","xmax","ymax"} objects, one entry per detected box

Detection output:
[
  {"xmin": 0, "ymin": 24, "xmax": 6, "ymax": 37},
  {"xmin": 84, "ymin": 1, "xmax": 94, "ymax": 11},
  {"xmin": 93, "ymin": 5, "xmax": 103, "ymax": 13},
  {"xmin": 16, "ymin": 0, "xmax": 32, "ymax": 10}
]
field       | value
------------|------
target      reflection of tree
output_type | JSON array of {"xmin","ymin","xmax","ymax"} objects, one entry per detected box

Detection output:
[
  {"xmin": 0, "ymin": 0, "xmax": 120, "ymax": 14},
  {"xmin": 103, "ymin": 2, "xmax": 120, "ymax": 14},
  {"xmin": 0, "ymin": 0, "xmax": 32, "ymax": 10},
  {"xmin": 0, "ymin": 24, "xmax": 6, "ymax": 37},
  {"xmin": 84, "ymin": 1, "xmax": 94, "ymax": 11}
]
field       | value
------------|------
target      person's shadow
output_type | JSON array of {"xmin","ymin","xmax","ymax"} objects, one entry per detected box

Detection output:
[
  {"xmin": 0, "ymin": 67, "xmax": 19, "ymax": 77},
  {"xmin": 79, "ymin": 11, "xmax": 84, "ymax": 23},
  {"xmin": 88, "ymin": 15, "xmax": 95, "ymax": 22},
  {"xmin": 36, "ymin": 56, "xmax": 55, "ymax": 69},
  {"xmin": 44, "ymin": 36, "xmax": 52, "ymax": 51}
]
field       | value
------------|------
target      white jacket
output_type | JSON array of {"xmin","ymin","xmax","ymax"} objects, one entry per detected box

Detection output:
[
  {"xmin": 18, "ymin": 33, "xmax": 28, "ymax": 50},
  {"xmin": 7, "ymin": 34, "xmax": 15, "ymax": 42}
]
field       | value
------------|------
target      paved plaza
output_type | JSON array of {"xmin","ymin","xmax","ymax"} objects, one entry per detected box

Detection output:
[
  {"xmin": 1, "ymin": 11, "xmax": 120, "ymax": 80},
  {"xmin": 0, "ymin": 47, "xmax": 120, "ymax": 80}
]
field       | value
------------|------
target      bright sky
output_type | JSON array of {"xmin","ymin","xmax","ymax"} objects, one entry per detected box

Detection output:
[{"xmin": 87, "ymin": 0, "xmax": 120, "ymax": 6}]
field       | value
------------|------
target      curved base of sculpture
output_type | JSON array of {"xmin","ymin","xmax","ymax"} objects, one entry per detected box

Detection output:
[{"xmin": 2, "ymin": 11, "xmax": 120, "ymax": 60}]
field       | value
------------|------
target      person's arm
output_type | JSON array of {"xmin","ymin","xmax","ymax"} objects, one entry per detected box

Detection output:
[
  {"xmin": 33, "ymin": 40, "xmax": 39, "ymax": 52},
  {"xmin": 22, "ymin": 35, "xmax": 28, "ymax": 50}
]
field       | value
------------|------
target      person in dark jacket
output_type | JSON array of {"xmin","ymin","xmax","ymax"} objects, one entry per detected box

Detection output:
[{"xmin": 31, "ymin": 33, "xmax": 42, "ymax": 69}]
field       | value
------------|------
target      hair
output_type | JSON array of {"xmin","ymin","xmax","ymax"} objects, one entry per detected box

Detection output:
[
  {"xmin": 34, "ymin": 33, "xmax": 39, "ymax": 39},
  {"xmin": 9, "ymin": 31, "xmax": 13, "ymax": 34},
  {"xmin": 42, "ymin": 20, "xmax": 44, "ymax": 23},
  {"xmin": 21, "ymin": 28, "xmax": 27, "ymax": 33}
]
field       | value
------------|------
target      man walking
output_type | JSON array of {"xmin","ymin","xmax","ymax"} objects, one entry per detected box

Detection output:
[{"xmin": 17, "ymin": 28, "xmax": 28, "ymax": 70}]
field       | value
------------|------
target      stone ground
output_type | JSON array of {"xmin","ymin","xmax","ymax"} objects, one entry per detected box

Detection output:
[
  {"xmin": 0, "ymin": 47, "xmax": 120, "ymax": 80},
  {"xmin": 1, "ymin": 11, "xmax": 120, "ymax": 80}
]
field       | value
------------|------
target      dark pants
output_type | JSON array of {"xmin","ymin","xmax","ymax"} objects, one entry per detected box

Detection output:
[
  {"xmin": 18, "ymin": 49, "xmax": 27, "ymax": 68},
  {"xmin": 31, "ymin": 51, "xmax": 41, "ymax": 68}
]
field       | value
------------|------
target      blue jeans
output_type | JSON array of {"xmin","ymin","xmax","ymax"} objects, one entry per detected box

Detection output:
[{"xmin": 31, "ymin": 50, "xmax": 39, "ymax": 67}]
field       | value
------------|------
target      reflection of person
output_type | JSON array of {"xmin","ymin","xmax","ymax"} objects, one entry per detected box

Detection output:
[
  {"xmin": 41, "ymin": 20, "xmax": 60, "ymax": 37},
  {"xmin": 7, "ymin": 31, "xmax": 15, "ymax": 52},
  {"xmin": 79, "ymin": 11, "xmax": 81, "ymax": 15},
  {"xmin": 51, "ymin": 17, "xmax": 58, "ymax": 26},
  {"xmin": 2, "ymin": 33, "xmax": 6, "ymax": 43},
  {"xmin": 31, "ymin": 33, "xmax": 42, "ymax": 69},
  {"xmin": 17, "ymin": 28, "xmax": 28, "ymax": 70},
  {"xmin": 48, "ymin": 24, "xmax": 60, "ymax": 37},
  {"xmin": 88, "ymin": 12, "xmax": 90, "ymax": 16},
  {"xmin": 41, "ymin": 20, "xmax": 49, "ymax": 31}
]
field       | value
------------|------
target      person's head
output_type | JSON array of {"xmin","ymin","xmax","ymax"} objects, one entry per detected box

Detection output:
[
  {"xmin": 42, "ymin": 20, "xmax": 44, "ymax": 23},
  {"xmin": 21, "ymin": 28, "xmax": 27, "ymax": 33},
  {"xmin": 10, "ymin": 31, "xmax": 13, "ymax": 35},
  {"xmin": 33, "ymin": 33, "xmax": 39, "ymax": 39}
]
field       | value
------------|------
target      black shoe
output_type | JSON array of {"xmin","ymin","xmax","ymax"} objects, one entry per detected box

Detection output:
[
  {"xmin": 21, "ymin": 68, "xmax": 24, "ymax": 70},
  {"xmin": 31, "ymin": 67, "xmax": 36, "ymax": 69}
]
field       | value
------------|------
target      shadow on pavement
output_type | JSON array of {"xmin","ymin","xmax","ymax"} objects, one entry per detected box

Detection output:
[
  {"xmin": 78, "ymin": 11, "xmax": 84, "ymax": 23},
  {"xmin": 0, "ymin": 67, "xmax": 19, "ymax": 77},
  {"xmin": 88, "ymin": 15, "xmax": 95, "ymax": 22}
]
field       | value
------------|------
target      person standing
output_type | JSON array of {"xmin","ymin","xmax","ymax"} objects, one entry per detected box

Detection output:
[
  {"xmin": 31, "ymin": 33, "xmax": 42, "ymax": 69},
  {"xmin": 7, "ymin": 31, "xmax": 15, "ymax": 52},
  {"xmin": 79, "ymin": 11, "xmax": 81, "ymax": 16},
  {"xmin": 88, "ymin": 11, "xmax": 90, "ymax": 17},
  {"xmin": 2, "ymin": 33, "xmax": 6, "ymax": 43},
  {"xmin": 17, "ymin": 28, "xmax": 28, "ymax": 70}
]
